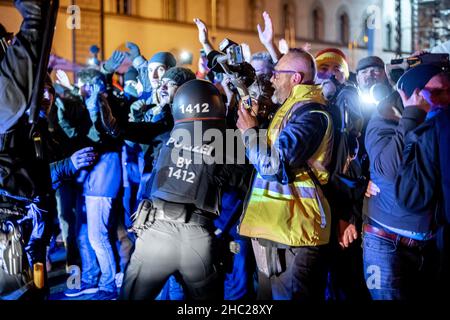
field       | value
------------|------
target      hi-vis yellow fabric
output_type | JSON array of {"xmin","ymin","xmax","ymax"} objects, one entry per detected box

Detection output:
[
  {"xmin": 239, "ymin": 85, "xmax": 333, "ymax": 247},
  {"xmin": 267, "ymin": 84, "xmax": 326, "ymax": 147}
]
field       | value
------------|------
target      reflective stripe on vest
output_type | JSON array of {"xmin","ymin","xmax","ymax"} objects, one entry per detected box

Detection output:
[{"xmin": 239, "ymin": 86, "xmax": 333, "ymax": 247}]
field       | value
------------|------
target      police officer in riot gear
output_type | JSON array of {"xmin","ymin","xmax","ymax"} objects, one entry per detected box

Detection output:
[
  {"xmin": 120, "ymin": 80, "xmax": 246, "ymax": 300},
  {"xmin": 0, "ymin": 0, "xmax": 64, "ymax": 299}
]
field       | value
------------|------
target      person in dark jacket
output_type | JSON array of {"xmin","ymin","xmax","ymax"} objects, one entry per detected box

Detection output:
[
  {"xmin": 363, "ymin": 64, "xmax": 447, "ymax": 300},
  {"xmin": 0, "ymin": 2, "xmax": 98, "ymax": 298},
  {"xmin": 58, "ymin": 68, "xmax": 122, "ymax": 300},
  {"xmin": 395, "ymin": 70, "xmax": 450, "ymax": 299},
  {"xmin": 314, "ymin": 48, "xmax": 369, "ymax": 301}
]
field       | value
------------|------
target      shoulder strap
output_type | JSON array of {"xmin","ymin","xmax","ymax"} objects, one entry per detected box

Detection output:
[{"xmin": 306, "ymin": 166, "xmax": 324, "ymax": 191}]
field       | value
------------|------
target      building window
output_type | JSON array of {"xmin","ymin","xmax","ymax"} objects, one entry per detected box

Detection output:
[
  {"xmin": 282, "ymin": 1, "xmax": 296, "ymax": 46},
  {"xmin": 163, "ymin": 0, "xmax": 178, "ymax": 21},
  {"xmin": 386, "ymin": 22, "xmax": 393, "ymax": 50},
  {"xmin": 312, "ymin": 6, "xmax": 324, "ymax": 41},
  {"xmin": 339, "ymin": 12, "xmax": 350, "ymax": 45},
  {"xmin": 116, "ymin": 0, "xmax": 132, "ymax": 15},
  {"xmin": 216, "ymin": 0, "xmax": 227, "ymax": 28},
  {"xmin": 248, "ymin": 0, "xmax": 264, "ymax": 30}
]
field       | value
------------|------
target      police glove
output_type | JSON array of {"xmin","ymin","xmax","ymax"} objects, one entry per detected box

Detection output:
[{"xmin": 14, "ymin": 0, "xmax": 45, "ymax": 31}]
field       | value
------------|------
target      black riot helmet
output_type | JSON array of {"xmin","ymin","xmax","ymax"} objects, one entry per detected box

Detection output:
[
  {"xmin": 0, "ymin": 24, "xmax": 13, "ymax": 61},
  {"xmin": 171, "ymin": 79, "xmax": 226, "ymax": 124}
]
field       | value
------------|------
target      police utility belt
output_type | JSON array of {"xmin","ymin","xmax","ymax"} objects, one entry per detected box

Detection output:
[
  {"xmin": 0, "ymin": 211, "xmax": 27, "ymax": 276},
  {"xmin": 0, "ymin": 190, "xmax": 36, "ymax": 277},
  {"xmin": 130, "ymin": 199, "xmax": 213, "ymax": 236}
]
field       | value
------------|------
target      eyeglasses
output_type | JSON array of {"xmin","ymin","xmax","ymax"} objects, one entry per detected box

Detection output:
[
  {"xmin": 158, "ymin": 79, "xmax": 178, "ymax": 88},
  {"xmin": 271, "ymin": 69, "xmax": 302, "ymax": 80}
]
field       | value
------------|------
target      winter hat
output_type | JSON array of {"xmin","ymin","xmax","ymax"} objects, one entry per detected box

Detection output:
[
  {"xmin": 315, "ymin": 48, "xmax": 350, "ymax": 79},
  {"xmin": 124, "ymin": 67, "xmax": 139, "ymax": 82},
  {"xmin": 149, "ymin": 52, "xmax": 177, "ymax": 68},
  {"xmin": 356, "ymin": 56, "xmax": 385, "ymax": 73},
  {"xmin": 163, "ymin": 67, "xmax": 196, "ymax": 87}
]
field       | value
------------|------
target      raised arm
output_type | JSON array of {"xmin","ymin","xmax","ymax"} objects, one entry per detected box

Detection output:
[
  {"xmin": 194, "ymin": 18, "xmax": 214, "ymax": 55},
  {"xmin": 257, "ymin": 12, "xmax": 281, "ymax": 64}
]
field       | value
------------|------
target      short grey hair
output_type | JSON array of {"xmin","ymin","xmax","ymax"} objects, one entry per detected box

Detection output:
[{"xmin": 251, "ymin": 52, "xmax": 275, "ymax": 69}]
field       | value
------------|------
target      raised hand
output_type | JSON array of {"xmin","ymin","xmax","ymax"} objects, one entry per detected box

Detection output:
[
  {"xmin": 257, "ymin": 11, "xmax": 281, "ymax": 63},
  {"xmin": 56, "ymin": 69, "xmax": 74, "ymax": 91},
  {"xmin": 104, "ymin": 50, "xmax": 127, "ymax": 73},
  {"xmin": 278, "ymin": 39, "xmax": 290, "ymax": 55},
  {"xmin": 257, "ymin": 11, "xmax": 274, "ymax": 46},
  {"xmin": 302, "ymin": 42, "xmax": 312, "ymax": 52},
  {"xmin": 126, "ymin": 42, "xmax": 141, "ymax": 61},
  {"xmin": 194, "ymin": 18, "xmax": 209, "ymax": 45},
  {"xmin": 194, "ymin": 18, "xmax": 214, "ymax": 54},
  {"xmin": 85, "ymin": 83, "xmax": 104, "ymax": 113}
]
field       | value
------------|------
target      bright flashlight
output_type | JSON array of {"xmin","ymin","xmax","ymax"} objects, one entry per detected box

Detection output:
[{"xmin": 180, "ymin": 51, "xmax": 193, "ymax": 65}]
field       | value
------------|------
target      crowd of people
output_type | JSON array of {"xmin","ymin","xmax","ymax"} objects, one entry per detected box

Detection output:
[{"xmin": 1, "ymin": 1, "xmax": 449, "ymax": 301}]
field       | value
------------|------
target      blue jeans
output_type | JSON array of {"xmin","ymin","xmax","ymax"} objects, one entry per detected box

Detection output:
[
  {"xmin": 78, "ymin": 222, "xmax": 100, "ymax": 286},
  {"xmin": 85, "ymin": 196, "xmax": 117, "ymax": 293},
  {"xmin": 363, "ymin": 230, "xmax": 439, "ymax": 300}
]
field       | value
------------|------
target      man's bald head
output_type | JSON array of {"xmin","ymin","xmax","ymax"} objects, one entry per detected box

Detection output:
[
  {"xmin": 279, "ymin": 48, "xmax": 317, "ymax": 83},
  {"xmin": 270, "ymin": 48, "xmax": 317, "ymax": 104}
]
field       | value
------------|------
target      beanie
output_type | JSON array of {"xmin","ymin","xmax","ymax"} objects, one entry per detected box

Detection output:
[
  {"xmin": 124, "ymin": 67, "xmax": 139, "ymax": 82},
  {"xmin": 149, "ymin": 52, "xmax": 177, "ymax": 68},
  {"xmin": 163, "ymin": 67, "xmax": 196, "ymax": 87},
  {"xmin": 315, "ymin": 48, "xmax": 350, "ymax": 79}
]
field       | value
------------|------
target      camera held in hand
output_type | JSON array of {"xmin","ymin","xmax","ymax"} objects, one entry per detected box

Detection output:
[
  {"xmin": 207, "ymin": 38, "xmax": 256, "ymax": 109},
  {"xmin": 386, "ymin": 53, "xmax": 450, "ymax": 84}
]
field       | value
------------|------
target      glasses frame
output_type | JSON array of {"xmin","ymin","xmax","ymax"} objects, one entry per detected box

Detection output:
[
  {"xmin": 158, "ymin": 79, "xmax": 179, "ymax": 88},
  {"xmin": 271, "ymin": 69, "xmax": 304, "ymax": 80}
]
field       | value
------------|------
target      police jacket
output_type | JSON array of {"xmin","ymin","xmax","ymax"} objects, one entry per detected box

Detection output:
[
  {"xmin": 0, "ymin": 1, "xmax": 49, "ymax": 201},
  {"xmin": 150, "ymin": 135, "xmax": 249, "ymax": 216}
]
